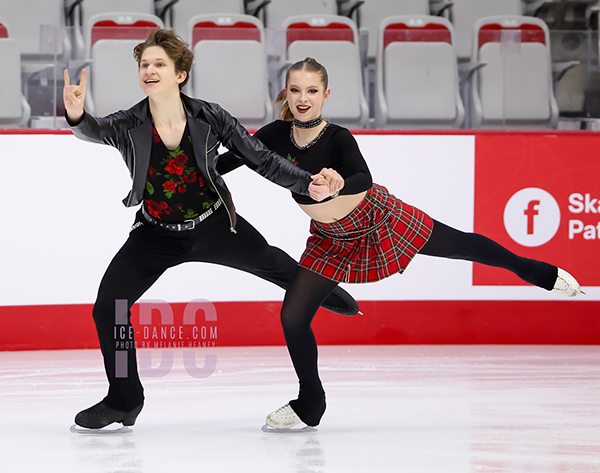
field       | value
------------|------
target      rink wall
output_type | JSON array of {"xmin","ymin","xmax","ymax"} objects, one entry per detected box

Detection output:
[{"xmin": 0, "ymin": 129, "xmax": 598, "ymax": 350}]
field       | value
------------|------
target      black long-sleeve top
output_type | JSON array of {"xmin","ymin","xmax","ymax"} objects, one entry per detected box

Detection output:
[{"xmin": 217, "ymin": 120, "xmax": 373, "ymax": 204}]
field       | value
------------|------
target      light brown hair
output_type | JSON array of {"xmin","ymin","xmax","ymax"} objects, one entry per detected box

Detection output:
[
  {"xmin": 133, "ymin": 29, "xmax": 194, "ymax": 89},
  {"xmin": 274, "ymin": 57, "xmax": 329, "ymax": 121}
]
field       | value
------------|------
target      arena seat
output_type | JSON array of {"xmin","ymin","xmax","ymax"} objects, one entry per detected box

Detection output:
[
  {"xmin": 164, "ymin": 0, "xmax": 245, "ymax": 40},
  {"xmin": 187, "ymin": 14, "xmax": 272, "ymax": 129},
  {"xmin": 71, "ymin": 0, "xmax": 155, "ymax": 58},
  {"xmin": 346, "ymin": 0, "xmax": 431, "ymax": 60},
  {"xmin": 0, "ymin": 14, "xmax": 8, "ymax": 39},
  {"xmin": 0, "ymin": 0, "xmax": 69, "ymax": 60},
  {"xmin": 0, "ymin": 35, "xmax": 31, "ymax": 127},
  {"xmin": 260, "ymin": 0, "xmax": 338, "ymax": 27},
  {"xmin": 82, "ymin": 12, "xmax": 164, "ymax": 116},
  {"xmin": 282, "ymin": 15, "xmax": 369, "ymax": 128},
  {"xmin": 451, "ymin": 0, "xmax": 523, "ymax": 60},
  {"xmin": 374, "ymin": 15, "xmax": 464, "ymax": 129},
  {"xmin": 469, "ymin": 15, "xmax": 558, "ymax": 129}
]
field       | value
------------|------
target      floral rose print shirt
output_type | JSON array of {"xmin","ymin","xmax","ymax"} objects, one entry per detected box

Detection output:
[{"xmin": 143, "ymin": 123, "xmax": 218, "ymax": 223}]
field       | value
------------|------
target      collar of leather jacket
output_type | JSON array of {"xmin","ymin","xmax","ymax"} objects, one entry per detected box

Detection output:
[{"xmin": 129, "ymin": 93, "xmax": 210, "ymax": 124}]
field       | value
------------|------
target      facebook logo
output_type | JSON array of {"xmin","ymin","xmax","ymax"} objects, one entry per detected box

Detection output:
[
  {"xmin": 524, "ymin": 199, "xmax": 540, "ymax": 235},
  {"xmin": 503, "ymin": 188, "xmax": 561, "ymax": 247}
]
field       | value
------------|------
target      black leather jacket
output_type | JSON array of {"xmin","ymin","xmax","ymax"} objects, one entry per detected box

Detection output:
[{"xmin": 69, "ymin": 94, "xmax": 312, "ymax": 231}]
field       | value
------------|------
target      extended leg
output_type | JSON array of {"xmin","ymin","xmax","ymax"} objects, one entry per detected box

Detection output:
[{"xmin": 420, "ymin": 219, "xmax": 558, "ymax": 290}]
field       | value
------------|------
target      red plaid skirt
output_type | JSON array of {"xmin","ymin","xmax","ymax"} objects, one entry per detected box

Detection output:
[{"xmin": 299, "ymin": 184, "xmax": 433, "ymax": 283}]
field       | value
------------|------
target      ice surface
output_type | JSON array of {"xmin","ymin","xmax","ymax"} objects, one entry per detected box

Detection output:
[{"xmin": 1, "ymin": 345, "xmax": 599, "ymax": 472}]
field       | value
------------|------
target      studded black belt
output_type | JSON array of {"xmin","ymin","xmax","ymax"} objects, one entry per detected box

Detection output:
[{"xmin": 141, "ymin": 198, "xmax": 223, "ymax": 231}]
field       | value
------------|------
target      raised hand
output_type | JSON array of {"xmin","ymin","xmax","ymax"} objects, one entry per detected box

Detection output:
[{"xmin": 63, "ymin": 68, "xmax": 87, "ymax": 122}]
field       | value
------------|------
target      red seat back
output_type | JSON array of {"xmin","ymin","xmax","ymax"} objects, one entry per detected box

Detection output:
[
  {"xmin": 91, "ymin": 20, "xmax": 161, "ymax": 48},
  {"xmin": 286, "ymin": 22, "xmax": 354, "ymax": 49},
  {"xmin": 383, "ymin": 22, "xmax": 452, "ymax": 50},
  {"xmin": 478, "ymin": 23, "xmax": 546, "ymax": 49},
  {"xmin": 192, "ymin": 21, "xmax": 261, "ymax": 47}
]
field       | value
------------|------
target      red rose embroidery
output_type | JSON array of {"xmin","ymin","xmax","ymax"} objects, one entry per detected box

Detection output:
[
  {"xmin": 174, "ymin": 154, "xmax": 188, "ymax": 166},
  {"xmin": 198, "ymin": 175, "xmax": 205, "ymax": 187},
  {"xmin": 152, "ymin": 127, "xmax": 161, "ymax": 143},
  {"xmin": 147, "ymin": 165, "xmax": 157, "ymax": 180},
  {"xmin": 177, "ymin": 186, "xmax": 186, "ymax": 194},
  {"xmin": 163, "ymin": 181, "xmax": 177, "ymax": 192},
  {"xmin": 182, "ymin": 171, "xmax": 198, "ymax": 184},
  {"xmin": 146, "ymin": 200, "xmax": 168, "ymax": 218},
  {"xmin": 165, "ymin": 159, "xmax": 184, "ymax": 176}
]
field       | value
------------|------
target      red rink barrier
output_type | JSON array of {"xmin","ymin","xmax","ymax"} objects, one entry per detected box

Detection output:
[
  {"xmin": 1, "ymin": 130, "xmax": 598, "ymax": 350},
  {"xmin": 0, "ymin": 300, "xmax": 598, "ymax": 351}
]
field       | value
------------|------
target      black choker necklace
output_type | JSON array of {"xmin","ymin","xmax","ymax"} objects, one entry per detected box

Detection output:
[{"xmin": 294, "ymin": 116, "xmax": 323, "ymax": 129}]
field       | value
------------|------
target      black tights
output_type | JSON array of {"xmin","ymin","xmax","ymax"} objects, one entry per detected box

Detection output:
[
  {"xmin": 280, "ymin": 219, "xmax": 558, "ymax": 426},
  {"xmin": 281, "ymin": 267, "xmax": 338, "ymax": 426},
  {"xmin": 418, "ymin": 220, "xmax": 557, "ymax": 289}
]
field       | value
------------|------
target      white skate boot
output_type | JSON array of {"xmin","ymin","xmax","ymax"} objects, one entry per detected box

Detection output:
[
  {"xmin": 552, "ymin": 268, "xmax": 582, "ymax": 297},
  {"xmin": 262, "ymin": 403, "xmax": 317, "ymax": 433}
]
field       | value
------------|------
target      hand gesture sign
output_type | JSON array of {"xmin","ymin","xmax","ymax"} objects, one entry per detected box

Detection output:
[{"xmin": 63, "ymin": 68, "xmax": 87, "ymax": 122}]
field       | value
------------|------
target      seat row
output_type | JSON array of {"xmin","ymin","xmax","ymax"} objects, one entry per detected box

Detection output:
[
  {"xmin": 0, "ymin": 11, "xmax": 560, "ymax": 130},
  {"xmin": 1, "ymin": 0, "xmax": 583, "ymax": 59}
]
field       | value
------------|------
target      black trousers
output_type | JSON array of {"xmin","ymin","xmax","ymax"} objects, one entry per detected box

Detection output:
[{"xmin": 94, "ymin": 205, "xmax": 308, "ymax": 411}]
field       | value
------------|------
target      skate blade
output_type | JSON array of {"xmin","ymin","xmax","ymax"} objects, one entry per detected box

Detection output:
[
  {"xmin": 261, "ymin": 424, "xmax": 317, "ymax": 433},
  {"xmin": 70, "ymin": 423, "xmax": 133, "ymax": 434}
]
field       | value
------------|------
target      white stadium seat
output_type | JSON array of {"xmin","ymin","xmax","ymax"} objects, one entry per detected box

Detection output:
[
  {"xmin": 261, "ymin": 0, "xmax": 338, "ymax": 27},
  {"xmin": 0, "ymin": 34, "xmax": 31, "ymax": 127},
  {"xmin": 82, "ymin": 12, "xmax": 164, "ymax": 116},
  {"xmin": 166, "ymin": 0, "xmax": 245, "ymax": 40},
  {"xmin": 188, "ymin": 14, "xmax": 272, "ymax": 129},
  {"xmin": 282, "ymin": 15, "xmax": 369, "ymax": 128},
  {"xmin": 451, "ymin": 0, "xmax": 523, "ymax": 60},
  {"xmin": 469, "ymin": 15, "xmax": 558, "ymax": 129},
  {"xmin": 0, "ymin": 0, "xmax": 69, "ymax": 59},
  {"xmin": 375, "ymin": 15, "xmax": 464, "ymax": 129}
]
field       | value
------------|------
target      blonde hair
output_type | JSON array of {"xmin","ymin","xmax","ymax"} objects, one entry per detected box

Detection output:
[
  {"xmin": 274, "ymin": 57, "xmax": 329, "ymax": 121},
  {"xmin": 133, "ymin": 29, "xmax": 194, "ymax": 90}
]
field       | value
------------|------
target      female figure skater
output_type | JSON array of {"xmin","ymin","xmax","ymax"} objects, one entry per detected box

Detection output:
[
  {"xmin": 217, "ymin": 57, "xmax": 582, "ymax": 430},
  {"xmin": 63, "ymin": 31, "xmax": 358, "ymax": 431}
]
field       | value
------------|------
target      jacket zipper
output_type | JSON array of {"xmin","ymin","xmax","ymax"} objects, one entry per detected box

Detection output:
[
  {"xmin": 204, "ymin": 125, "xmax": 236, "ymax": 233},
  {"xmin": 207, "ymin": 141, "xmax": 220, "ymax": 154},
  {"xmin": 126, "ymin": 131, "xmax": 137, "ymax": 207}
]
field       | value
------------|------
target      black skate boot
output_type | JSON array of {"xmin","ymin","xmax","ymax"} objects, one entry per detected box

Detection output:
[
  {"xmin": 72, "ymin": 400, "xmax": 144, "ymax": 433},
  {"xmin": 321, "ymin": 286, "xmax": 360, "ymax": 316}
]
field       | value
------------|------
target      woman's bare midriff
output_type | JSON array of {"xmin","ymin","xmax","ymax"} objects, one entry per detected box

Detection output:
[{"xmin": 299, "ymin": 191, "xmax": 367, "ymax": 224}]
